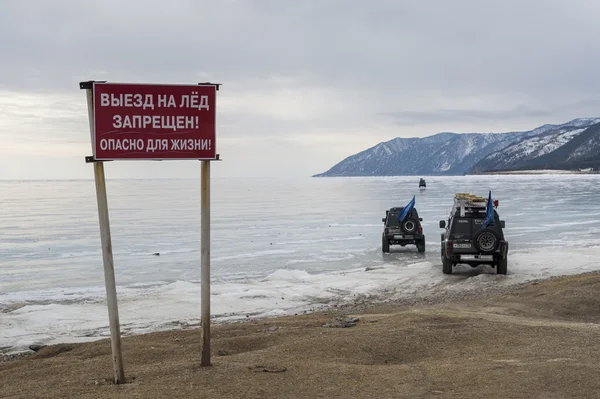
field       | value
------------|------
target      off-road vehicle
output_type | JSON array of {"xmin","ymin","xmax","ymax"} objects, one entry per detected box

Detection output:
[
  {"xmin": 381, "ymin": 206, "xmax": 425, "ymax": 253},
  {"xmin": 439, "ymin": 193, "xmax": 508, "ymax": 274}
]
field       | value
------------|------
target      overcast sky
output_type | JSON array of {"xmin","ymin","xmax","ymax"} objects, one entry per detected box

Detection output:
[{"xmin": 1, "ymin": 0, "xmax": 599, "ymax": 179}]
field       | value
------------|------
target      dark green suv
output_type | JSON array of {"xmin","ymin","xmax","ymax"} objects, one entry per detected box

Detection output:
[
  {"xmin": 439, "ymin": 193, "xmax": 508, "ymax": 274},
  {"xmin": 382, "ymin": 207, "xmax": 425, "ymax": 253}
]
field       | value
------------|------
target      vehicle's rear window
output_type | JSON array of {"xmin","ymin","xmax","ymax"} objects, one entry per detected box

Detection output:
[
  {"xmin": 387, "ymin": 213, "xmax": 401, "ymax": 227},
  {"xmin": 387, "ymin": 210, "xmax": 417, "ymax": 227},
  {"xmin": 451, "ymin": 218, "xmax": 471, "ymax": 236}
]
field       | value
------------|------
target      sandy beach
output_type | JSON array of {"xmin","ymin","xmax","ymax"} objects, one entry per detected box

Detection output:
[{"xmin": 3, "ymin": 271, "xmax": 600, "ymax": 398}]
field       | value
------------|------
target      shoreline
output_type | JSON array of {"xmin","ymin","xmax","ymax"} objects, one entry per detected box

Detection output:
[
  {"xmin": 5, "ymin": 270, "xmax": 600, "ymax": 398},
  {"xmin": 4, "ymin": 269, "xmax": 600, "ymax": 398},
  {"xmin": 471, "ymin": 169, "xmax": 600, "ymax": 175},
  {"xmin": 4, "ymin": 268, "xmax": 599, "ymax": 362},
  {"xmin": 6, "ymin": 242, "xmax": 600, "ymax": 360},
  {"xmin": 314, "ymin": 170, "xmax": 600, "ymax": 177}
]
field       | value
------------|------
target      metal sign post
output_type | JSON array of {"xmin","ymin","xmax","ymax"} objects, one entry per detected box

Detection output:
[
  {"xmin": 83, "ymin": 84, "xmax": 126, "ymax": 384},
  {"xmin": 93, "ymin": 161, "xmax": 126, "ymax": 383},
  {"xmin": 200, "ymin": 160, "xmax": 211, "ymax": 366},
  {"xmin": 80, "ymin": 80, "xmax": 220, "ymax": 382}
]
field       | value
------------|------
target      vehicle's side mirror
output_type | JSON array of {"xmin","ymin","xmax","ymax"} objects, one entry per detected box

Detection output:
[
  {"xmin": 419, "ymin": 218, "xmax": 423, "ymax": 221},
  {"xmin": 439, "ymin": 220, "xmax": 446, "ymax": 228},
  {"xmin": 500, "ymin": 220, "xmax": 505, "ymax": 228},
  {"xmin": 382, "ymin": 218, "xmax": 386, "ymax": 223}
]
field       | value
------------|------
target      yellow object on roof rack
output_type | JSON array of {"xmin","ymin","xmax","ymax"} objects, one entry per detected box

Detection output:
[{"xmin": 454, "ymin": 193, "xmax": 487, "ymax": 202}]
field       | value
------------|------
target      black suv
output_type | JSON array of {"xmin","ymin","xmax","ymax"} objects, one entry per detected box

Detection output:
[
  {"xmin": 382, "ymin": 207, "xmax": 425, "ymax": 253},
  {"xmin": 439, "ymin": 193, "xmax": 508, "ymax": 274}
]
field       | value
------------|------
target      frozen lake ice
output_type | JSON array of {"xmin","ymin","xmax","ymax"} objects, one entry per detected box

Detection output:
[{"xmin": 2, "ymin": 174, "xmax": 600, "ymax": 353}]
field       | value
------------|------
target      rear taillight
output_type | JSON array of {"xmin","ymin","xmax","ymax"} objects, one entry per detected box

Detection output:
[
  {"xmin": 418, "ymin": 227, "xmax": 423, "ymax": 234},
  {"xmin": 446, "ymin": 240, "xmax": 453, "ymax": 254}
]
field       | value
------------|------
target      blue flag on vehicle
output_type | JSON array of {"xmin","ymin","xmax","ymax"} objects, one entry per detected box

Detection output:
[
  {"xmin": 482, "ymin": 191, "xmax": 494, "ymax": 228},
  {"xmin": 398, "ymin": 195, "xmax": 415, "ymax": 222}
]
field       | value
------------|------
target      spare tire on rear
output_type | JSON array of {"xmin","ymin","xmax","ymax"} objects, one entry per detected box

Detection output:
[
  {"xmin": 401, "ymin": 218, "xmax": 418, "ymax": 234},
  {"xmin": 473, "ymin": 228, "xmax": 499, "ymax": 254}
]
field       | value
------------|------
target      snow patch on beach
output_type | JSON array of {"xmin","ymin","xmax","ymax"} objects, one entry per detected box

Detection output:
[{"xmin": 3, "ymin": 246, "xmax": 600, "ymax": 354}]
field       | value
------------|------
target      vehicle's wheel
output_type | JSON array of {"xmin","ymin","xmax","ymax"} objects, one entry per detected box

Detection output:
[
  {"xmin": 382, "ymin": 235, "xmax": 390, "ymax": 253},
  {"xmin": 417, "ymin": 238, "xmax": 425, "ymax": 253},
  {"xmin": 497, "ymin": 256, "xmax": 507, "ymax": 275},
  {"xmin": 473, "ymin": 228, "xmax": 499, "ymax": 254},
  {"xmin": 440, "ymin": 235, "xmax": 444, "ymax": 257},
  {"xmin": 401, "ymin": 218, "xmax": 418, "ymax": 234},
  {"xmin": 442, "ymin": 255, "xmax": 452, "ymax": 274}
]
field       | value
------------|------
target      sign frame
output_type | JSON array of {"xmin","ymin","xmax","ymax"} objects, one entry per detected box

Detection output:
[{"xmin": 89, "ymin": 81, "xmax": 219, "ymax": 161}]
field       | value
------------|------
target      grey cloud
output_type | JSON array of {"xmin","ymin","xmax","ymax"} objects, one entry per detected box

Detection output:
[
  {"xmin": 558, "ymin": 97, "xmax": 600, "ymax": 113},
  {"xmin": 380, "ymin": 97, "xmax": 600, "ymax": 127},
  {"xmin": 2, "ymin": 0, "xmax": 600, "ymax": 98},
  {"xmin": 2, "ymin": 0, "xmax": 600, "ymax": 178},
  {"xmin": 381, "ymin": 105, "xmax": 551, "ymax": 126}
]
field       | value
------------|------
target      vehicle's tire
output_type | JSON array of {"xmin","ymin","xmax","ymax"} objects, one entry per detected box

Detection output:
[
  {"xmin": 497, "ymin": 256, "xmax": 507, "ymax": 275},
  {"xmin": 401, "ymin": 218, "xmax": 418, "ymax": 234},
  {"xmin": 473, "ymin": 228, "xmax": 499, "ymax": 254},
  {"xmin": 442, "ymin": 255, "xmax": 452, "ymax": 274},
  {"xmin": 441, "ymin": 235, "xmax": 445, "ymax": 257},
  {"xmin": 417, "ymin": 238, "xmax": 425, "ymax": 253},
  {"xmin": 382, "ymin": 235, "xmax": 390, "ymax": 253}
]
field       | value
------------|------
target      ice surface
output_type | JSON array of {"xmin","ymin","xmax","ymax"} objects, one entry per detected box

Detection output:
[{"xmin": 2, "ymin": 175, "xmax": 600, "ymax": 353}]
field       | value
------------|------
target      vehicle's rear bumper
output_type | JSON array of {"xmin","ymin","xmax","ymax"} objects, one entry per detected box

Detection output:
[
  {"xmin": 445, "ymin": 240, "xmax": 508, "ymax": 263},
  {"xmin": 386, "ymin": 234, "xmax": 424, "ymax": 244},
  {"xmin": 451, "ymin": 254, "xmax": 496, "ymax": 263}
]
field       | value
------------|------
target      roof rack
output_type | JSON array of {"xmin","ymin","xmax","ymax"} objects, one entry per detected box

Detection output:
[{"xmin": 452, "ymin": 193, "xmax": 494, "ymax": 217}]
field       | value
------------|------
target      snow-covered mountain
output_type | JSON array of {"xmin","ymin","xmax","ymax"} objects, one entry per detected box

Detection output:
[
  {"xmin": 313, "ymin": 118, "xmax": 600, "ymax": 177},
  {"xmin": 471, "ymin": 119, "xmax": 600, "ymax": 173}
]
